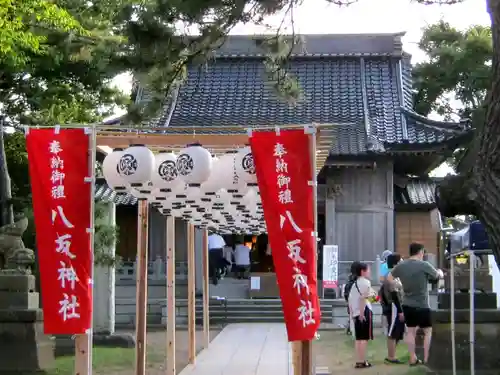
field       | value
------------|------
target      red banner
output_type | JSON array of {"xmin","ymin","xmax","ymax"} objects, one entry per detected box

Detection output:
[
  {"xmin": 26, "ymin": 129, "xmax": 92, "ymax": 334},
  {"xmin": 250, "ymin": 129, "xmax": 320, "ymax": 341}
]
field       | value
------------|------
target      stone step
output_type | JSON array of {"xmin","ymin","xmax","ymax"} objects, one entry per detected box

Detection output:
[
  {"xmin": 159, "ymin": 298, "xmax": 347, "ymax": 325},
  {"xmin": 184, "ymin": 302, "xmax": 335, "ymax": 310},
  {"xmin": 173, "ymin": 298, "xmax": 338, "ymax": 306}
]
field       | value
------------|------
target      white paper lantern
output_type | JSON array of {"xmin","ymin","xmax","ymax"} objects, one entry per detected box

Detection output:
[
  {"xmin": 117, "ymin": 144, "xmax": 155, "ymax": 188},
  {"xmin": 200, "ymin": 157, "xmax": 222, "ymax": 196},
  {"xmin": 171, "ymin": 209, "xmax": 182, "ymax": 218},
  {"xmin": 213, "ymin": 189, "xmax": 231, "ymax": 205},
  {"xmin": 152, "ymin": 151, "xmax": 184, "ymax": 195},
  {"xmin": 186, "ymin": 186, "xmax": 202, "ymax": 201},
  {"xmin": 217, "ymin": 151, "xmax": 245, "ymax": 194},
  {"xmin": 102, "ymin": 148, "xmax": 128, "ymax": 191},
  {"xmin": 161, "ymin": 198, "xmax": 174, "ymax": 209},
  {"xmin": 130, "ymin": 187, "xmax": 151, "ymax": 201},
  {"xmin": 235, "ymin": 146, "xmax": 257, "ymax": 186},
  {"xmin": 177, "ymin": 143, "xmax": 212, "ymax": 186},
  {"xmin": 241, "ymin": 189, "xmax": 257, "ymax": 207}
]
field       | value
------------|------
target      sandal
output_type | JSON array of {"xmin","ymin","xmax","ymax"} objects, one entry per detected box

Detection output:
[
  {"xmin": 409, "ymin": 359, "xmax": 423, "ymax": 366},
  {"xmin": 355, "ymin": 361, "xmax": 372, "ymax": 369},
  {"xmin": 384, "ymin": 358, "xmax": 403, "ymax": 364}
]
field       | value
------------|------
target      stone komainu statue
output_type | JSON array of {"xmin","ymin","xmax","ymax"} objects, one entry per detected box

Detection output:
[{"xmin": 0, "ymin": 217, "xmax": 35, "ymax": 274}]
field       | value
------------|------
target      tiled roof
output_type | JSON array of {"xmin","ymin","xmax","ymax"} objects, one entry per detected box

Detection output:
[
  {"xmin": 394, "ymin": 179, "xmax": 436, "ymax": 206},
  {"xmin": 165, "ymin": 58, "xmax": 365, "ymax": 129},
  {"xmin": 329, "ymin": 125, "xmax": 385, "ymax": 155},
  {"xmin": 95, "ymin": 180, "xmax": 138, "ymax": 205},
  {"xmin": 96, "ymin": 178, "xmax": 437, "ymax": 207},
  {"xmin": 135, "ymin": 34, "xmax": 468, "ymax": 156}
]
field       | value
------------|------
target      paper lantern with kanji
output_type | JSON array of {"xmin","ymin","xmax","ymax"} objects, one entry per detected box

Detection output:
[
  {"xmin": 176, "ymin": 143, "xmax": 212, "ymax": 186},
  {"xmin": 117, "ymin": 144, "xmax": 155, "ymax": 188},
  {"xmin": 102, "ymin": 148, "xmax": 128, "ymax": 191},
  {"xmin": 218, "ymin": 151, "xmax": 248, "ymax": 194},
  {"xmin": 234, "ymin": 146, "xmax": 257, "ymax": 186},
  {"xmin": 152, "ymin": 151, "xmax": 184, "ymax": 195}
]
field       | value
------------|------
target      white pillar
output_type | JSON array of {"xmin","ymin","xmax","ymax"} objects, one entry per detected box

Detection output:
[
  {"xmin": 194, "ymin": 227, "xmax": 204, "ymax": 294},
  {"xmin": 325, "ymin": 196, "xmax": 335, "ymax": 245},
  {"xmin": 93, "ymin": 201, "xmax": 116, "ymax": 334}
]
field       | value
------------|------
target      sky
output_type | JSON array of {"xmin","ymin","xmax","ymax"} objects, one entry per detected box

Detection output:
[{"xmin": 111, "ymin": 0, "xmax": 490, "ymax": 176}]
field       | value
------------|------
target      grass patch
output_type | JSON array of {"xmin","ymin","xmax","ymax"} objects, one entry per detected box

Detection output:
[
  {"xmin": 40, "ymin": 347, "xmax": 164, "ymax": 375},
  {"xmin": 315, "ymin": 330, "xmax": 428, "ymax": 375}
]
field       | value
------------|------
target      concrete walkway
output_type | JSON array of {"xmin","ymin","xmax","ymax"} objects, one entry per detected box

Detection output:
[{"xmin": 179, "ymin": 323, "xmax": 291, "ymax": 375}]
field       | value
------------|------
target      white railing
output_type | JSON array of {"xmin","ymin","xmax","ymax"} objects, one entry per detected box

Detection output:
[{"xmin": 116, "ymin": 258, "xmax": 188, "ymax": 281}]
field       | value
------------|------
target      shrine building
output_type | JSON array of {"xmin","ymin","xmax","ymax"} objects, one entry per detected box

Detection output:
[{"xmin": 94, "ymin": 33, "xmax": 472, "ymax": 315}]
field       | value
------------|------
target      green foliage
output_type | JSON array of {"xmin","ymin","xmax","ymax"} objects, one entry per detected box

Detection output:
[
  {"xmin": 413, "ymin": 21, "xmax": 492, "ymax": 119},
  {"xmin": 0, "ymin": 1, "xmax": 475, "ymax": 128},
  {"xmin": 94, "ymin": 201, "xmax": 120, "ymax": 267},
  {"xmin": 22, "ymin": 206, "xmax": 36, "ymax": 250},
  {"xmin": 0, "ymin": 0, "xmax": 85, "ymax": 67},
  {"xmin": 258, "ymin": 35, "xmax": 302, "ymax": 103},
  {"xmin": 4, "ymin": 131, "xmax": 30, "ymax": 211},
  {"xmin": 412, "ymin": 21, "xmax": 492, "ymax": 170},
  {"xmin": 0, "ymin": 0, "xmax": 129, "ymax": 129}
]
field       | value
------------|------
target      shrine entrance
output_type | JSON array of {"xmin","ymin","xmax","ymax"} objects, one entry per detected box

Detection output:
[{"xmin": 222, "ymin": 234, "xmax": 274, "ymax": 274}]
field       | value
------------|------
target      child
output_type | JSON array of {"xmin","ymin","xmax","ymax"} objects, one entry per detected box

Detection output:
[
  {"xmin": 381, "ymin": 254, "xmax": 405, "ymax": 364},
  {"xmin": 344, "ymin": 261, "xmax": 361, "ymax": 335},
  {"xmin": 348, "ymin": 262, "xmax": 374, "ymax": 369}
]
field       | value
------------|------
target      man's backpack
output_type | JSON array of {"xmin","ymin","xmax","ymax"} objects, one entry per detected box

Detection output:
[
  {"xmin": 378, "ymin": 282, "xmax": 391, "ymax": 314},
  {"xmin": 344, "ymin": 277, "xmax": 356, "ymax": 301}
]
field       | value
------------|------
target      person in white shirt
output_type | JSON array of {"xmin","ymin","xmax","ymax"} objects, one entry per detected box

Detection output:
[
  {"xmin": 233, "ymin": 239, "xmax": 251, "ymax": 279},
  {"xmin": 208, "ymin": 232, "xmax": 226, "ymax": 285},
  {"xmin": 222, "ymin": 245, "xmax": 234, "ymax": 276},
  {"xmin": 348, "ymin": 262, "xmax": 374, "ymax": 369}
]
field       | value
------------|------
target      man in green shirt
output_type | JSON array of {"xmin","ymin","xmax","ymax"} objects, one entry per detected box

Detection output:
[{"xmin": 387, "ymin": 243, "xmax": 444, "ymax": 366}]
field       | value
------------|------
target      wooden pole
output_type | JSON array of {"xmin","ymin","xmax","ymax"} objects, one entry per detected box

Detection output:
[
  {"xmin": 292, "ymin": 341, "xmax": 302, "ymax": 375},
  {"xmin": 74, "ymin": 335, "xmax": 91, "ymax": 375},
  {"xmin": 301, "ymin": 341, "xmax": 313, "ymax": 375},
  {"xmin": 202, "ymin": 228, "xmax": 210, "ymax": 348},
  {"xmin": 299, "ymin": 125, "xmax": 319, "ymax": 375},
  {"xmin": 135, "ymin": 199, "xmax": 149, "ymax": 375},
  {"xmin": 75, "ymin": 124, "xmax": 97, "ymax": 375},
  {"xmin": 187, "ymin": 223, "xmax": 196, "ymax": 364},
  {"xmin": 166, "ymin": 215, "xmax": 176, "ymax": 375}
]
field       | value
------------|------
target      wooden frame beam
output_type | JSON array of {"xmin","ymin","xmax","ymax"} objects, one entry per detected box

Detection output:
[
  {"xmin": 96, "ymin": 128, "xmax": 334, "ymax": 173},
  {"xmin": 96, "ymin": 132, "xmax": 250, "ymax": 149}
]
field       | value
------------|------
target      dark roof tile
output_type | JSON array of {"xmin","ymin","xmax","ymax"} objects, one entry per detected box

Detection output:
[
  {"xmin": 134, "ymin": 34, "xmax": 468, "ymax": 156},
  {"xmin": 400, "ymin": 110, "xmax": 464, "ymax": 145},
  {"xmin": 95, "ymin": 182, "xmax": 138, "ymax": 205},
  {"xmin": 364, "ymin": 58, "xmax": 404, "ymax": 143},
  {"xmin": 394, "ymin": 179, "xmax": 436, "ymax": 205},
  {"xmin": 167, "ymin": 58, "xmax": 366, "ymax": 128},
  {"xmin": 329, "ymin": 125, "xmax": 385, "ymax": 155}
]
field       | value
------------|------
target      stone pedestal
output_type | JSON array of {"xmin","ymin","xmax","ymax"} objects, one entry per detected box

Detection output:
[
  {"xmin": 445, "ymin": 272, "xmax": 492, "ymax": 292},
  {"xmin": 438, "ymin": 292, "xmax": 497, "ymax": 309},
  {"xmin": 0, "ymin": 274, "xmax": 54, "ymax": 374},
  {"xmin": 428, "ymin": 309, "xmax": 500, "ymax": 372}
]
